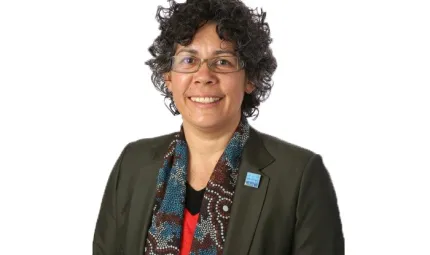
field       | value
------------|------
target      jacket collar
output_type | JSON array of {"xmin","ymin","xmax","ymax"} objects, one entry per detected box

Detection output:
[{"xmin": 150, "ymin": 125, "xmax": 274, "ymax": 170}]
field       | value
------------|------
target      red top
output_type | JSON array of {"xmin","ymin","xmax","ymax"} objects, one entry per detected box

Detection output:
[{"xmin": 180, "ymin": 209, "xmax": 200, "ymax": 255}]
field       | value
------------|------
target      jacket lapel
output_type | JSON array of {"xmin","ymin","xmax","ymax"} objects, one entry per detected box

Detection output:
[
  {"xmin": 223, "ymin": 127, "xmax": 275, "ymax": 255},
  {"xmin": 123, "ymin": 134, "xmax": 173, "ymax": 255}
]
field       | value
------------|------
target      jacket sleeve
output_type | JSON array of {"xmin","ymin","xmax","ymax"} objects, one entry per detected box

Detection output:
[
  {"xmin": 92, "ymin": 144, "xmax": 129, "ymax": 255},
  {"xmin": 293, "ymin": 154, "xmax": 345, "ymax": 255}
]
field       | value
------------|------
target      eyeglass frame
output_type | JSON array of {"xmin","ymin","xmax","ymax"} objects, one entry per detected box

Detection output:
[{"xmin": 169, "ymin": 55, "xmax": 246, "ymax": 74}]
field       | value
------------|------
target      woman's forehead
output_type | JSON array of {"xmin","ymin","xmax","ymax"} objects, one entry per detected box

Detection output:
[{"xmin": 175, "ymin": 39, "xmax": 236, "ymax": 56}]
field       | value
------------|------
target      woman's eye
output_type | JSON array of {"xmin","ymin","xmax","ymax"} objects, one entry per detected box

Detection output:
[
  {"xmin": 182, "ymin": 57, "xmax": 195, "ymax": 64},
  {"xmin": 216, "ymin": 59, "xmax": 232, "ymax": 65}
]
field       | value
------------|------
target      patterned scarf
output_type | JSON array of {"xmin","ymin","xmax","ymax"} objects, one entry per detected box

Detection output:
[{"xmin": 144, "ymin": 118, "xmax": 250, "ymax": 255}]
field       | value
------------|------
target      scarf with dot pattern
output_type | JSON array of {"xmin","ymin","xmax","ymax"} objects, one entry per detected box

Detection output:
[{"xmin": 144, "ymin": 118, "xmax": 250, "ymax": 255}]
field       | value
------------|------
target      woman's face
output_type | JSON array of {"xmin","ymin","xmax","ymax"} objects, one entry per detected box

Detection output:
[{"xmin": 165, "ymin": 22, "xmax": 254, "ymax": 131}]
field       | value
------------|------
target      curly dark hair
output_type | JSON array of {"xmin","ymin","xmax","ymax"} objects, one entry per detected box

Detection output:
[{"xmin": 146, "ymin": 0, "xmax": 277, "ymax": 119}]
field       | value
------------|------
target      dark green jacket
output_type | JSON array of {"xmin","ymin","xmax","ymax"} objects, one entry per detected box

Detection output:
[{"xmin": 93, "ymin": 126, "xmax": 344, "ymax": 254}]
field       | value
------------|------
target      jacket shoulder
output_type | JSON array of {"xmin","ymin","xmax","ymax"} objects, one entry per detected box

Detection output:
[
  {"xmin": 124, "ymin": 132, "xmax": 176, "ymax": 158},
  {"xmin": 252, "ymin": 129, "xmax": 326, "ymax": 199},
  {"xmin": 250, "ymin": 130, "xmax": 319, "ymax": 179},
  {"xmin": 253, "ymin": 129, "xmax": 318, "ymax": 171},
  {"xmin": 113, "ymin": 132, "xmax": 176, "ymax": 204},
  {"xmin": 114, "ymin": 132, "xmax": 176, "ymax": 182}
]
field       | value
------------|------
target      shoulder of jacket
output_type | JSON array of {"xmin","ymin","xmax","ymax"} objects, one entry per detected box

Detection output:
[
  {"xmin": 127, "ymin": 132, "xmax": 176, "ymax": 151},
  {"xmin": 253, "ymin": 128, "xmax": 318, "ymax": 166}
]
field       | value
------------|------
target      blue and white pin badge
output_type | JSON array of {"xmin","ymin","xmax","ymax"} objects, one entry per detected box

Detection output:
[{"xmin": 245, "ymin": 172, "xmax": 261, "ymax": 188}]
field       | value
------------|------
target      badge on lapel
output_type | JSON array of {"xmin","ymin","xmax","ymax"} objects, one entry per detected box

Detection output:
[{"xmin": 244, "ymin": 172, "xmax": 261, "ymax": 188}]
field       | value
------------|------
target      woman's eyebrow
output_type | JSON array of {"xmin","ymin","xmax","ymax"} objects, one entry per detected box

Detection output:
[
  {"xmin": 176, "ymin": 48, "xmax": 198, "ymax": 55},
  {"xmin": 175, "ymin": 48, "xmax": 236, "ymax": 56},
  {"xmin": 213, "ymin": 49, "xmax": 236, "ymax": 56}
]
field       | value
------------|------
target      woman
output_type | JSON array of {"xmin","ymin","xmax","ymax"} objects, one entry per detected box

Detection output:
[{"xmin": 93, "ymin": 0, "xmax": 344, "ymax": 254}]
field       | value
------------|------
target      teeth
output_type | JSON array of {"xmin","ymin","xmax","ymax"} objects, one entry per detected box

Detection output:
[{"xmin": 190, "ymin": 97, "xmax": 221, "ymax": 103}]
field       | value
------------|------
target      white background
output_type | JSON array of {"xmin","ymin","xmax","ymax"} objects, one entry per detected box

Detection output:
[{"xmin": 1, "ymin": 0, "xmax": 429, "ymax": 254}]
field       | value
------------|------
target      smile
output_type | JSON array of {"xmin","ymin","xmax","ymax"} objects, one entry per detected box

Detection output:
[{"xmin": 189, "ymin": 97, "xmax": 222, "ymax": 104}]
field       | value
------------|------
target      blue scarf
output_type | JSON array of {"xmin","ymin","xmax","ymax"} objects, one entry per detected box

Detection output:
[{"xmin": 144, "ymin": 118, "xmax": 250, "ymax": 255}]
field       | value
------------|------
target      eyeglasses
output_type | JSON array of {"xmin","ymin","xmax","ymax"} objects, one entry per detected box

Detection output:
[{"xmin": 170, "ymin": 55, "xmax": 245, "ymax": 73}]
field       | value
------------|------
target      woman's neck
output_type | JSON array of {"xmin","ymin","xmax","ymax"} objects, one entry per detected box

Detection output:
[{"xmin": 182, "ymin": 115, "xmax": 241, "ymax": 159}]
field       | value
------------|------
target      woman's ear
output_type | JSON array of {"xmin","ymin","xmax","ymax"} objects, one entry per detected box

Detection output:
[
  {"xmin": 245, "ymin": 80, "xmax": 255, "ymax": 94},
  {"xmin": 164, "ymin": 73, "xmax": 172, "ymax": 92}
]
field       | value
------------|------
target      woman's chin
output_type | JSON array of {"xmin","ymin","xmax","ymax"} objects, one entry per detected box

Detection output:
[
  {"xmin": 182, "ymin": 114, "xmax": 230, "ymax": 130},
  {"xmin": 188, "ymin": 117, "xmax": 222, "ymax": 128}
]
